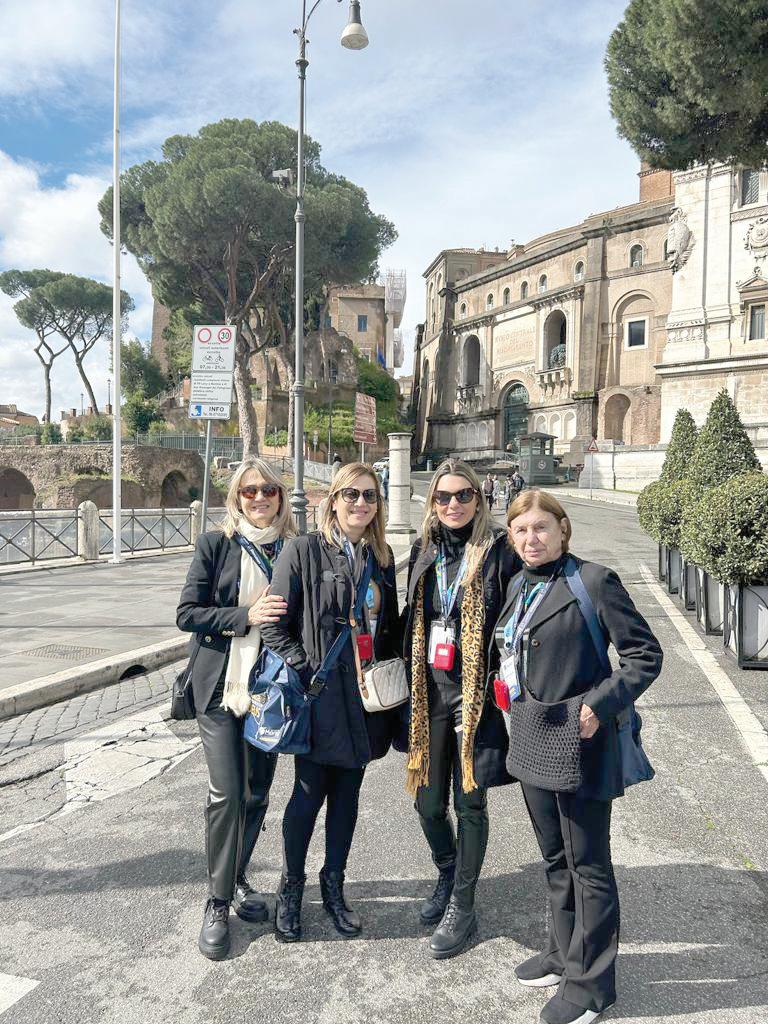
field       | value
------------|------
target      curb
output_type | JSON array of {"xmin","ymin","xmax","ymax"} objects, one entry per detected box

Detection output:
[
  {"xmin": 0, "ymin": 636, "xmax": 189, "ymax": 722},
  {"xmin": 555, "ymin": 489, "xmax": 638, "ymax": 508}
]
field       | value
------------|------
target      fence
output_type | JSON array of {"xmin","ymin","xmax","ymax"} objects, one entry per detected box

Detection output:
[
  {"xmin": 0, "ymin": 509, "xmax": 80, "ymax": 565},
  {"xmin": 97, "ymin": 507, "xmax": 196, "ymax": 556}
]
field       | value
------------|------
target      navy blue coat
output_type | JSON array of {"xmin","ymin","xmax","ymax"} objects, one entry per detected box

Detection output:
[{"xmin": 260, "ymin": 533, "xmax": 400, "ymax": 770}]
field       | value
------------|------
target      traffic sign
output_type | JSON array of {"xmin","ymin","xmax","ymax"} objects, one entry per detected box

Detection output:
[
  {"xmin": 189, "ymin": 403, "xmax": 231, "ymax": 420},
  {"xmin": 586, "ymin": 438, "xmax": 599, "ymax": 453},
  {"xmin": 353, "ymin": 392, "xmax": 377, "ymax": 444},
  {"xmin": 190, "ymin": 372, "xmax": 234, "ymax": 404},
  {"xmin": 192, "ymin": 325, "xmax": 236, "ymax": 373}
]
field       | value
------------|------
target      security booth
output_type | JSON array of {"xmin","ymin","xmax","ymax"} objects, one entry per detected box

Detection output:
[{"xmin": 518, "ymin": 432, "xmax": 559, "ymax": 485}]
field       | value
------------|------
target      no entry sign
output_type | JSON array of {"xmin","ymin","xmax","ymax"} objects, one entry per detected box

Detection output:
[{"xmin": 192, "ymin": 325, "xmax": 237, "ymax": 373}]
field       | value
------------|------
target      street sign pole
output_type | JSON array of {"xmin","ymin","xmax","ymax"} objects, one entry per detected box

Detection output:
[
  {"xmin": 361, "ymin": 441, "xmax": 365, "ymax": 463},
  {"xmin": 201, "ymin": 419, "xmax": 213, "ymax": 529}
]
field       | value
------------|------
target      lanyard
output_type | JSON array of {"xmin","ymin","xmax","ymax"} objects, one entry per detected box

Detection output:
[
  {"xmin": 234, "ymin": 534, "xmax": 283, "ymax": 583},
  {"xmin": 436, "ymin": 544, "xmax": 469, "ymax": 622},
  {"xmin": 503, "ymin": 573, "xmax": 558, "ymax": 658}
]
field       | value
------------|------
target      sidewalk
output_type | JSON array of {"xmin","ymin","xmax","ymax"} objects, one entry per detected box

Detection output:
[{"xmin": 552, "ymin": 485, "xmax": 639, "ymax": 507}]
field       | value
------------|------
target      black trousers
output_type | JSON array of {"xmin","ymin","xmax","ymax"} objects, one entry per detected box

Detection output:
[
  {"xmin": 522, "ymin": 784, "xmax": 619, "ymax": 1012},
  {"xmin": 282, "ymin": 756, "xmax": 366, "ymax": 877},
  {"xmin": 415, "ymin": 677, "xmax": 489, "ymax": 909},
  {"xmin": 197, "ymin": 679, "xmax": 278, "ymax": 901}
]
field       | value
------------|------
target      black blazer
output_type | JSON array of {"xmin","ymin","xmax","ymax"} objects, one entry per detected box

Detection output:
[
  {"xmin": 260, "ymin": 532, "xmax": 401, "ymax": 770},
  {"xmin": 495, "ymin": 555, "xmax": 663, "ymax": 800},
  {"xmin": 176, "ymin": 530, "xmax": 252, "ymax": 713},
  {"xmin": 401, "ymin": 530, "xmax": 521, "ymax": 788}
]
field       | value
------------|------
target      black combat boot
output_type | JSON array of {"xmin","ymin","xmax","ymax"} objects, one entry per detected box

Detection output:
[
  {"xmin": 428, "ymin": 894, "xmax": 477, "ymax": 960},
  {"xmin": 233, "ymin": 875, "xmax": 269, "ymax": 924},
  {"xmin": 274, "ymin": 874, "xmax": 305, "ymax": 943},
  {"xmin": 198, "ymin": 898, "xmax": 230, "ymax": 960},
  {"xmin": 419, "ymin": 865, "xmax": 455, "ymax": 925},
  {"xmin": 319, "ymin": 868, "xmax": 362, "ymax": 938}
]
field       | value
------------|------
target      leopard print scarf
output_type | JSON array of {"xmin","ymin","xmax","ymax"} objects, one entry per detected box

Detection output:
[{"xmin": 406, "ymin": 563, "xmax": 487, "ymax": 795}]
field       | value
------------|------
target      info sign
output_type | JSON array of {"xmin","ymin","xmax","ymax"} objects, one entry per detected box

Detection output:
[
  {"xmin": 353, "ymin": 392, "xmax": 377, "ymax": 444},
  {"xmin": 189, "ymin": 325, "xmax": 236, "ymax": 420}
]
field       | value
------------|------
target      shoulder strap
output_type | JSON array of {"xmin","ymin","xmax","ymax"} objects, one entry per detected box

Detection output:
[{"xmin": 562, "ymin": 556, "xmax": 612, "ymax": 677}]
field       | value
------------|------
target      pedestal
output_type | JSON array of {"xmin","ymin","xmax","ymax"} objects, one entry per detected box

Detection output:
[{"xmin": 385, "ymin": 432, "xmax": 417, "ymax": 550}]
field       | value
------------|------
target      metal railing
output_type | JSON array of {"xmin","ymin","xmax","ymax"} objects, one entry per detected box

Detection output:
[
  {"xmin": 0, "ymin": 509, "xmax": 79, "ymax": 564},
  {"xmin": 135, "ymin": 433, "xmax": 244, "ymax": 459},
  {"xmin": 98, "ymin": 507, "xmax": 195, "ymax": 555}
]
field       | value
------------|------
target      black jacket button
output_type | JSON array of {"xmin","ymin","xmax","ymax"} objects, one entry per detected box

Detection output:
[{"xmin": 531, "ymin": 638, "xmax": 540, "ymax": 647}]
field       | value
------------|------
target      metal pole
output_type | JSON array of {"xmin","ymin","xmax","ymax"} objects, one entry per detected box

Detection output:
[
  {"xmin": 111, "ymin": 0, "xmax": 122, "ymax": 564},
  {"xmin": 201, "ymin": 419, "xmax": 213, "ymax": 530},
  {"xmin": 589, "ymin": 449, "xmax": 593, "ymax": 502},
  {"xmin": 327, "ymin": 358, "xmax": 333, "ymax": 464},
  {"xmin": 291, "ymin": 17, "xmax": 309, "ymax": 533}
]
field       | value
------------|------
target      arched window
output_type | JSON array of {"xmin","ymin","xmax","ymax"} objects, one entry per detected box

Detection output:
[
  {"xmin": 544, "ymin": 310, "xmax": 567, "ymax": 368},
  {"xmin": 503, "ymin": 287, "xmax": 511, "ymax": 305},
  {"xmin": 550, "ymin": 412, "xmax": 561, "ymax": 439},
  {"xmin": 741, "ymin": 169, "xmax": 760, "ymax": 206},
  {"xmin": 574, "ymin": 261, "xmax": 584, "ymax": 282},
  {"xmin": 456, "ymin": 423, "xmax": 467, "ymax": 449},
  {"xmin": 486, "ymin": 293, "xmax": 494, "ymax": 309},
  {"xmin": 520, "ymin": 281, "xmax": 529, "ymax": 300},
  {"xmin": 460, "ymin": 302, "xmax": 467, "ymax": 317},
  {"xmin": 503, "ymin": 383, "xmax": 530, "ymax": 453},
  {"xmin": 605, "ymin": 394, "xmax": 631, "ymax": 442},
  {"xmin": 538, "ymin": 274, "xmax": 548, "ymax": 293},
  {"xmin": 629, "ymin": 244, "xmax": 643, "ymax": 268},
  {"xmin": 462, "ymin": 335, "xmax": 481, "ymax": 386},
  {"xmin": 468, "ymin": 422, "xmax": 478, "ymax": 448}
]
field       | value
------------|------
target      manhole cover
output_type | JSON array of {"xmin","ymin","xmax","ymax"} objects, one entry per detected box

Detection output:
[{"xmin": 24, "ymin": 644, "xmax": 108, "ymax": 661}]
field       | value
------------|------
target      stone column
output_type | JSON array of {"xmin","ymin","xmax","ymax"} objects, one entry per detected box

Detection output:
[
  {"xmin": 190, "ymin": 499, "xmax": 204, "ymax": 543},
  {"xmin": 385, "ymin": 432, "xmax": 417, "ymax": 549},
  {"xmin": 77, "ymin": 501, "xmax": 99, "ymax": 561}
]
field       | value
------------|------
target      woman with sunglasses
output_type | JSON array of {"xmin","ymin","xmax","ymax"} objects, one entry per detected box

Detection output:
[
  {"xmin": 402, "ymin": 459, "xmax": 519, "ymax": 959},
  {"xmin": 261, "ymin": 463, "xmax": 400, "ymax": 943},
  {"xmin": 176, "ymin": 457, "xmax": 295, "ymax": 960}
]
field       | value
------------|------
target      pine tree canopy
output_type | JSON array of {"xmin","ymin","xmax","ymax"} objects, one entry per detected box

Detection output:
[
  {"xmin": 660, "ymin": 408, "xmax": 698, "ymax": 482},
  {"xmin": 687, "ymin": 389, "xmax": 761, "ymax": 487}
]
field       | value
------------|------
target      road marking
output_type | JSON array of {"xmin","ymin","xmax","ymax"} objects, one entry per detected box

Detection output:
[
  {"xmin": 0, "ymin": 973, "xmax": 39, "ymax": 1016},
  {"xmin": 639, "ymin": 563, "xmax": 768, "ymax": 787}
]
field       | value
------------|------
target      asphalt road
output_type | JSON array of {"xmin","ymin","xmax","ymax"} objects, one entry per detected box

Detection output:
[{"xmin": 1, "ymin": 496, "xmax": 767, "ymax": 1024}]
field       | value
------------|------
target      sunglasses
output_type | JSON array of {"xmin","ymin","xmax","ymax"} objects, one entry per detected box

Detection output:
[
  {"xmin": 433, "ymin": 486, "xmax": 477, "ymax": 506},
  {"xmin": 238, "ymin": 484, "xmax": 279, "ymax": 500},
  {"xmin": 339, "ymin": 487, "xmax": 379, "ymax": 505}
]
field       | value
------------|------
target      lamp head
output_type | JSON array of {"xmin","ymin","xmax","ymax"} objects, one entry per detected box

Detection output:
[{"xmin": 340, "ymin": 1, "xmax": 368, "ymax": 49}]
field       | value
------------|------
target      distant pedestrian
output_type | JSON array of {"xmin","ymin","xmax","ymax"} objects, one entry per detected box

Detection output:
[
  {"xmin": 381, "ymin": 462, "xmax": 390, "ymax": 501},
  {"xmin": 511, "ymin": 469, "xmax": 525, "ymax": 495},
  {"xmin": 332, "ymin": 452, "xmax": 343, "ymax": 477},
  {"xmin": 482, "ymin": 472, "xmax": 495, "ymax": 510},
  {"xmin": 176, "ymin": 457, "xmax": 296, "ymax": 961}
]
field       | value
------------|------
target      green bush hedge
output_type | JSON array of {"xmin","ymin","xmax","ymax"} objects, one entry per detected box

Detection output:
[
  {"xmin": 637, "ymin": 479, "xmax": 690, "ymax": 547},
  {"xmin": 637, "ymin": 480, "xmax": 664, "ymax": 543},
  {"xmin": 681, "ymin": 473, "xmax": 768, "ymax": 584}
]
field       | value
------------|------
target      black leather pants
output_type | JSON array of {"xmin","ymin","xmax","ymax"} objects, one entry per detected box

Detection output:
[
  {"xmin": 197, "ymin": 678, "xmax": 278, "ymax": 901},
  {"xmin": 415, "ymin": 677, "xmax": 489, "ymax": 909}
]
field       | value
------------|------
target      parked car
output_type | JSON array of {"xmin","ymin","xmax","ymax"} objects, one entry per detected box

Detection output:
[{"xmin": 372, "ymin": 458, "xmax": 389, "ymax": 473}]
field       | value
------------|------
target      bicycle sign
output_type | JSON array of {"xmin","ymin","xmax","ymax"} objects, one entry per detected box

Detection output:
[{"xmin": 192, "ymin": 325, "xmax": 237, "ymax": 373}]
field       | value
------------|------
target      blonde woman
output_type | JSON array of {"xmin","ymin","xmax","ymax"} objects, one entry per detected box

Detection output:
[
  {"xmin": 261, "ymin": 463, "xmax": 400, "ymax": 943},
  {"xmin": 176, "ymin": 457, "xmax": 296, "ymax": 960},
  {"xmin": 402, "ymin": 459, "xmax": 519, "ymax": 959}
]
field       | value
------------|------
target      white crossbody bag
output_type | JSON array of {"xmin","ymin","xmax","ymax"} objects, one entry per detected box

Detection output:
[{"xmin": 359, "ymin": 657, "xmax": 409, "ymax": 713}]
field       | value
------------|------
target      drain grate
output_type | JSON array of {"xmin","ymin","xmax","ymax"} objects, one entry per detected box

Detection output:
[{"xmin": 24, "ymin": 643, "xmax": 108, "ymax": 661}]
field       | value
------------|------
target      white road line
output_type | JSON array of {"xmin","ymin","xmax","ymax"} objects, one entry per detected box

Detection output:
[
  {"xmin": 639, "ymin": 563, "xmax": 768, "ymax": 787},
  {"xmin": 0, "ymin": 973, "xmax": 39, "ymax": 1016}
]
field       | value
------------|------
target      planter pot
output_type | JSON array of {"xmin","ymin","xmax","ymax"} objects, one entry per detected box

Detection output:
[
  {"xmin": 665, "ymin": 547, "xmax": 681, "ymax": 595},
  {"xmin": 679, "ymin": 557, "xmax": 697, "ymax": 611},
  {"xmin": 723, "ymin": 581, "xmax": 768, "ymax": 669},
  {"xmin": 658, "ymin": 543, "xmax": 667, "ymax": 582},
  {"xmin": 695, "ymin": 568, "xmax": 725, "ymax": 635}
]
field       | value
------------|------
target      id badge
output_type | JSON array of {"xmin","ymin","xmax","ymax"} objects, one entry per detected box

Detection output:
[
  {"xmin": 499, "ymin": 654, "xmax": 521, "ymax": 700},
  {"xmin": 356, "ymin": 632, "xmax": 373, "ymax": 662},
  {"xmin": 429, "ymin": 622, "xmax": 456, "ymax": 666}
]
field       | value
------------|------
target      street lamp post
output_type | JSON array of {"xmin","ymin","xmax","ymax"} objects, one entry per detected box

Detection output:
[
  {"xmin": 111, "ymin": 0, "xmax": 123, "ymax": 563},
  {"xmin": 290, "ymin": 0, "xmax": 368, "ymax": 531}
]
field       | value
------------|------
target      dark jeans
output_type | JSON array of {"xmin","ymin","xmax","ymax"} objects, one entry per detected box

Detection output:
[
  {"xmin": 522, "ymin": 783, "xmax": 619, "ymax": 1012},
  {"xmin": 415, "ymin": 677, "xmax": 489, "ymax": 909},
  {"xmin": 197, "ymin": 678, "xmax": 278, "ymax": 901},
  {"xmin": 282, "ymin": 756, "xmax": 366, "ymax": 877}
]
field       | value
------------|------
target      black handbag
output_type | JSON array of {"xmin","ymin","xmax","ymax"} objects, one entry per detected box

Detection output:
[
  {"xmin": 170, "ymin": 535, "xmax": 230, "ymax": 721},
  {"xmin": 505, "ymin": 689, "xmax": 584, "ymax": 793}
]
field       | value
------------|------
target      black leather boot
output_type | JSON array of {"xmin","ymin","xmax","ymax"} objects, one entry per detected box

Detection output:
[
  {"xmin": 319, "ymin": 868, "xmax": 362, "ymax": 938},
  {"xmin": 198, "ymin": 898, "xmax": 230, "ymax": 960},
  {"xmin": 274, "ymin": 874, "xmax": 305, "ymax": 943},
  {"xmin": 428, "ymin": 895, "xmax": 477, "ymax": 960},
  {"xmin": 233, "ymin": 875, "xmax": 269, "ymax": 924},
  {"xmin": 419, "ymin": 866, "xmax": 455, "ymax": 925}
]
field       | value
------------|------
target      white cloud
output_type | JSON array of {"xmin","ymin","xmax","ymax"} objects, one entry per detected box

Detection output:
[{"xmin": 0, "ymin": 151, "xmax": 153, "ymax": 419}]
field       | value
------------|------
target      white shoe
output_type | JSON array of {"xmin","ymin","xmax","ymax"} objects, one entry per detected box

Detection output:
[{"xmin": 517, "ymin": 971, "xmax": 562, "ymax": 989}]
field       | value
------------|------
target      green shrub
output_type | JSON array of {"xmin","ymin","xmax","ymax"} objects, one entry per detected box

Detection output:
[
  {"xmin": 124, "ymin": 390, "xmax": 163, "ymax": 434},
  {"xmin": 40, "ymin": 423, "xmax": 62, "ymax": 444},
  {"xmin": 637, "ymin": 480, "xmax": 664, "ymax": 543},
  {"xmin": 637, "ymin": 479, "xmax": 689, "ymax": 547},
  {"xmin": 688, "ymin": 389, "xmax": 760, "ymax": 487},
  {"xmin": 660, "ymin": 409, "xmax": 697, "ymax": 483},
  {"xmin": 265, "ymin": 428, "xmax": 289, "ymax": 448},
  {"xmin": 681, "ymin": 473, "xmax": 768, "ymax": 584}
]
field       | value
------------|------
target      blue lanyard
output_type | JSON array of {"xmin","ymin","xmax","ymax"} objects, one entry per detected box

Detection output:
[
  {"xmin": 341, "ymin": 538, "xmax": 375, "ymax": 626},
  {"xmin": 503, "ymin": 575, "xmax": 557, "ymax": 657},
  {"xmin": 436, "ymin": 544, "xmax": 468, "ymax": 622},
  {"xmin": 234, "ymin": 534, "xmax": 283, "ymax": 583}
]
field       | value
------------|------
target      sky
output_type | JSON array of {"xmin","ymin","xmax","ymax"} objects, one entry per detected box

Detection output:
[{"xmin": 0, "ymin": 0, "xmax": 643, "ymax": 420}]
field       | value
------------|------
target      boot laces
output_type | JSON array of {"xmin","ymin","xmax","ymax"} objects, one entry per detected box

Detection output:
[
  {"xmin": 442, "ymin": 900, "xmax": 459, "ymax": 929},
  {"xmin": 433, "ymin": 871, "xmax": 453, "ymax": 903},
  {"xmin": 208, "ymin": 900, "xmax": 228, "ymax": 923}
]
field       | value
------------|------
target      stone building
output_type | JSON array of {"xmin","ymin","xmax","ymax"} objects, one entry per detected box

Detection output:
[
  {"xmin": 0, "ymin": 404, "xmax": 39, "ymax": 432},
  {"xmin": 413, "ymin": 168, "xmax": 675, "ymax": 464}
]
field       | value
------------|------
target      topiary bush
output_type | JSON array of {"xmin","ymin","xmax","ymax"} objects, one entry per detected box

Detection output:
[
  {"xmin": 660, "ymin": 408, "xmax": 697, "ymax": 483},
  {"xmin": 637, "ymin": 480, "xmax": 664, "ymax": 543},
  {"xmin": 683, "ymin": 473, "xmax": 768, "ymax": 585},
  {"xmin": 687, "ymin": 389, "xmax": 761, "ymax": 488},
  {"xmin": 653, "ymin": 480, "xmax": 691, "ymax": 547}
]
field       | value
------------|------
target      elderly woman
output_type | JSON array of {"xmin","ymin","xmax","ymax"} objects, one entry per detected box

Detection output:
[
  {"xmin": 261, "ymin": 463, "xmax": 400, "ymax": 943},
  {"xmin": 496, "ymin": 489, "xmax": 662, "ymax": 1024},
  {"xmin": 176, "ymin": 457, "xmax": 295, "ymax": 960}
]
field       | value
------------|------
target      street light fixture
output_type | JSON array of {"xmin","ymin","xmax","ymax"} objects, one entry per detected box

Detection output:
[{"xmin": 290, "ymin": 0, "xmax": 368, "ymax": 532}]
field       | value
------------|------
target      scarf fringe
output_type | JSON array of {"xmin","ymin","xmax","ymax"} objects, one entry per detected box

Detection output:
[{"xmin": 405, "ymin": 750, "xmax": 430, "ymax": 796}]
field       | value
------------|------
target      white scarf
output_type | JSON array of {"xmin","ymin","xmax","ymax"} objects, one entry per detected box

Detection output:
[{"xmin": 222, "ymin": 517, "xmax": 282, "ymax": 717}]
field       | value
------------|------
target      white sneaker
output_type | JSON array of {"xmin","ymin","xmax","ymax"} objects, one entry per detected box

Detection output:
[
  {"xmin": 517, "ymin": 971, "xmax": 562, "ymax": 989},
  {"xmin": 514, "ymin": 954, "xmax": 563, "ymax": 988}
]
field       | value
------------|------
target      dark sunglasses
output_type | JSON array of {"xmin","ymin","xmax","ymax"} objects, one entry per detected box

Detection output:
[
  {"xmin": 340, "ymin": 487, "xmax": 378, "ymax": 505},
  {"xmin": 433, "ymin": 486, "xmax": 477, "ymax": 506},
  {"xmin": 238, "ymin": 484, "xmax": 279, "ymax": 500}
]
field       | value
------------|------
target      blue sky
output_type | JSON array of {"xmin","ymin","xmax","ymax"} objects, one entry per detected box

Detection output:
[{"xmin": 0, "ymin": 0, "xmax": 641, "ymax": 418}]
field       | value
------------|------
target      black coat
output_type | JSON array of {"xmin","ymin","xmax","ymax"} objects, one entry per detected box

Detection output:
[
  {"xmin": 401, "ymin": 530, "xmax": 521, "ymax": 788},
  {"xmin": 260, "ymin": 532, "xmax": 401, "ymax": 770},
  {"xmin": 495, "ymin": 556, "xmax": 663, "ymax": 801},
  {"xmin": 175, "ymin": 530, "xmax": 253, "ymax": 713}
]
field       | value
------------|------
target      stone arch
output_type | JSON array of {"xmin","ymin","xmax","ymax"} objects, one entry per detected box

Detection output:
[
  {"xmin": 462, "ymin": 335, "xmax": 481, "ymax": 386},
  {"xmin": 550, "ymin": 412, "xmax": 562, "ymax": 439},
  {"xmin": 456, "ymin": 423, "xmax": 467, "ymax": 450},
  {"xmin": 161, "ymin": 470, "xmax": 192, "ymax": 507},
  {"xmin": 468, "ymin": 422, "xmax": 478, "ymax": 448},
  {"xmin": 501, "ymin": 381, "xmax": 530, "ymax": 454},
  {"xmin": 73, "ymin": 477, "xmax": 145, "ymax": 509},
  {"xmin": 604, "ymin": 393, "xmax": 631, "ymax": 441},
  {"xmin": 534, "ymin": 413, "xmax": 547, "ymax": 433},
  {"xmin": 478, "ymin": 421, "xmax": 489, "ymax": 447},
  {"xmin": 543, "ymin": 309, "xmax": 567, "ymax": 368},
  {"xmin": 563, "ymin": 410, "xmax": 576, "ymax": 440},
  {"xmin": 0, "ymin": 467, "xmax": 36, "ymax": 510}
]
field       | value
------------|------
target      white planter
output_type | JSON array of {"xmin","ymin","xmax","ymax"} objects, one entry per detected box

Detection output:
[
  {"xmin": 695, "ymin": 568, "xmax": 724, "ymax": 635},
  {"xmin": 666, "ymin": 547, "xmax": 681, "ymax": 595},
  {"xmin": 723, "ymin": 581, "xmax": 768, "ymax": 669},
  {"xmin": 679, "ymin": 557, "xmax": 697, "ymax": 611},
  {"xmin": 658, "ymin": 543, "xmax": 667, "ymax": 582}
]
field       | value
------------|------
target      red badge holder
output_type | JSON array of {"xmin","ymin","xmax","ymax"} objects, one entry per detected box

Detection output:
[
  {"xmin": 493, "ymin": 676, "xmax": 511, "ymax": 712},
  {"xmin": 356, "ymin": 632, "xmax": 373, "ymax": 662},
  {"xmin": 433, "ymin": 641, "xmax": 456, "ymax": 671}
]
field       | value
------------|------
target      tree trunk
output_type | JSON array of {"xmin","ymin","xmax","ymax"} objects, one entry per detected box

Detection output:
[
  {"xmin": 73, "ymin": 353, "xmax": 99, "ymax": 414},
  {"xmin": 43, "ymin": 365, "xmax": 52, "ymax": 425},
  {"xmin": 233, "ymin": 349, "xmax": 259, "ymax": 455}
]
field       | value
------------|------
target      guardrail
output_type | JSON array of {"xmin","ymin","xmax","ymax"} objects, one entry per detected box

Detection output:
[
  {"xmin": 0, "ymin": 509, "xmax": 80, "ymax": 564},
  {"xmin": 97, "ymin": 507, "xmax": 195, "ymax": 555}
]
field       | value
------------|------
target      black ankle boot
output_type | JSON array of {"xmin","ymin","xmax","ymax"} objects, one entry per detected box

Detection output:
[
  {"xmin": 274, "ymin": 874, "xmax": 305, "ymax": 943},
  {"xmin": 319, "ymin": 868, "xmax": 362, "ymax": 938},
  {"xmin": 233, "ymin": 875, "xmax": 269, "ymax": 924},
  {"xmin": 428, "ymin": 896, "xmax": 477, "ymax": 960},
  {"xmin": 198, "ymin": 898, "xmax": 230, "ymax": 960},
  {"xmin": 419, "ymin": 866, "xmax": 455, "ymax": 925}
]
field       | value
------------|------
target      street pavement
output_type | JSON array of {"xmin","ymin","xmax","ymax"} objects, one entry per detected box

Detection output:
[{"xmin": 1, "ymin": 497, "xmax": 767, "ymax": 1023}]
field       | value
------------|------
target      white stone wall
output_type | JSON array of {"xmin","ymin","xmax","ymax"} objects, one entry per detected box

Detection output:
[{"xmin": 579, "ymin": 443, "xmax": 768, "ymax": 491}]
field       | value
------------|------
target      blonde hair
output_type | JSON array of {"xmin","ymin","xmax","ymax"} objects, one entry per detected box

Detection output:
[
  {"xmin": 221, "ymin": 457, "xmax": 298, "ymax": 539},
  {"xmin": 320, "ymin": 462, "xmax": 390, "ymax": 567},
  {"xmin": 506, "ymin": 488, "xmax": 572, "ymax": 553},
  {"xmin": 421, "ymin": 459, "xmax": 495, "ymax": 581}
]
